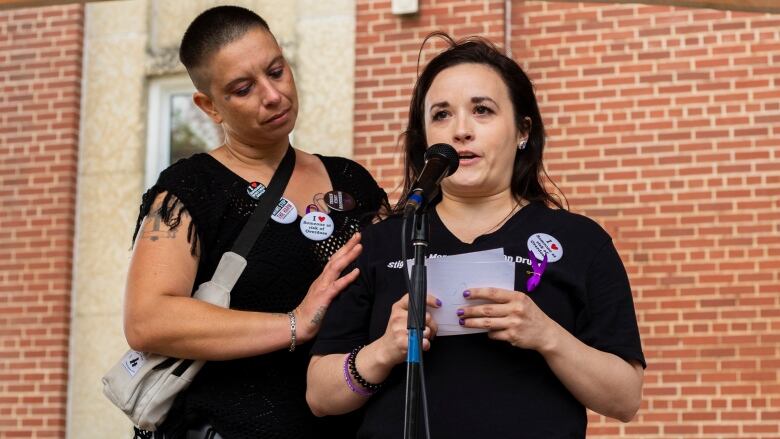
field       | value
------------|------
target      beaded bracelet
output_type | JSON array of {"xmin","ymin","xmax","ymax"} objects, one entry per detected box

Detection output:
[
  {"xmin": 343, "ymin": 354, "xmax": 373, "ymax": 396},
  {"xmin": 347, "ymin": 345, "xmax": 382, "ymax": 393}
]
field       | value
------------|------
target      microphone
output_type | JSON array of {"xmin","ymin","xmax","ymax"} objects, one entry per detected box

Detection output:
[{"xmin": 404, "ymin": 143, "xmax": 460, "ymax": 214}]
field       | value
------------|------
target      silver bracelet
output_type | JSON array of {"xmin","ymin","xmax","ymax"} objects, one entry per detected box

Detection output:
[{"xmin": 287, "ymin": 311, "xmax": 296, "ymax": 352}]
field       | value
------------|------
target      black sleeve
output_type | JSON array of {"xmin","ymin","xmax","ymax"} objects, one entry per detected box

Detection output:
[
  {"xmin": 575, "ymin": 239, "xmax": 646, "ymax": 368},
  {"xmin": 344, "ymin": 158, "xmax": 389, "ymax": 225},
  {"xmin": 310, "ymin": 230, "xmax": 376, "ymax": 356},
  {"xmin": 131, "ymin": 156, "xmax": 218, "ymax": 257},
  {"xmin": 132, "ymin": 178, "xmax": 197, "ymax": 256}
]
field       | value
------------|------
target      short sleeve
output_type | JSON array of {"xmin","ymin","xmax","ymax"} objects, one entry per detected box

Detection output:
[
  {"xmin": 319, "ymin": 156, "xmax": 388, "ymax": 227},
  {"xmin": 575, "ymin": 239, "xmax": 646, "ymax": 368},
  {"xmin": 350, "ymin": 161, "xmax": 388, "ymax": 216},
  {"xmin": 131, "ymin": 155, "xmax": 222, "ymax": 257},
  {"xmin": 132, "ymin": 185, "xmax": 198, "ymax": 256}
]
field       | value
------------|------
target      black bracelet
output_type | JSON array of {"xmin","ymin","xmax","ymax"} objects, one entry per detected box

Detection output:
[{"xmin": 347, "ymin": 345, "xmax": 382, "ymax": 392}]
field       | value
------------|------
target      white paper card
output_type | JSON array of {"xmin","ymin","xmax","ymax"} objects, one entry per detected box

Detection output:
[
  {"xmin": 425, "ymin": 257, "xmax": 515, "ymax": 336},
  {"xmin": 406, "ymin": 248, "xmax": 506, "ymax": 276}
]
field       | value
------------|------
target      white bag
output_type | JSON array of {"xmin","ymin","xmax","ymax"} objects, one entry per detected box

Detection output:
[{"xmin": 102, "ymin": 252, "xmax": 247, "ymax": 431}]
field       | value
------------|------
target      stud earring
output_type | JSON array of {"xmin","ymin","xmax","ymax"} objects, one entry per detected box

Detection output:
[{"xmin": 517, "ymin": 139, "xmax": 528, "ymax": 150}]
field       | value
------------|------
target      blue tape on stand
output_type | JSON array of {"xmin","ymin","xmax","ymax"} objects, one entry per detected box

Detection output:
[{"xmin": 407, "ymin": 329, "xmax": 421, "ymax": 363}]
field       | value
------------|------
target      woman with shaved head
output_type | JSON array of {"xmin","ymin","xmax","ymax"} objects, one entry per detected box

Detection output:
[{"xmin": 124, "ymin": 6, "xmax": 386, "ymax": 438}]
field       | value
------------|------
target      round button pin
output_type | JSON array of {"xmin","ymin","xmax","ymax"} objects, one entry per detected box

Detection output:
[
  {"xmin": 300, "ymin": 211, "xmax": 334, "ymax": 241},
  {"xmin": 324, "ymin": 190, "xmax": 356, "ymax": 212},
  {"xmin": 247, "ymin": 182, "xmax": 266, "ymax": 200},
  {"xmin": 271, "ymin": 197, "xmax": 298, "ymax": 224},
  {"xmin": 527, "ymin": 233, "xmax": 563, "ymax": 263},
  {"xmin": 312, "ymin": 193, "xmax": 330, "ymax": 213}
]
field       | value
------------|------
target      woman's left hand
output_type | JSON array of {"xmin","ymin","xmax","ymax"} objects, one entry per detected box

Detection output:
[{"xmin": 458, "ymin": 288, "xmax": 556, "ymax": 352}]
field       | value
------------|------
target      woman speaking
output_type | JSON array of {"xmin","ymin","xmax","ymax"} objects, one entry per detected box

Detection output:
[{"xmin": 306, "ymin": 34, "xmax": 645, "ymax": 438}]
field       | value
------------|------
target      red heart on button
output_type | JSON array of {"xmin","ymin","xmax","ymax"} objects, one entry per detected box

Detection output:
[
  {"xmin": 318, "ymin": 216, "xmax": 325, "ymax": 222},
  {"xmin": 551, "ymin": 244, "xmax": 559, "ymax": 250}
]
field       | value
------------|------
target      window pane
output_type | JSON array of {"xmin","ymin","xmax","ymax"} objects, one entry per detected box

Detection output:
[{"xmin": 169, "ymin": 93, "xmax": 222, "ymax": 162}]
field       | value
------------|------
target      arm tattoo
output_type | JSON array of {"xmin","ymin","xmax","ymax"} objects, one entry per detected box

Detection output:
[
  {"xmin": 310, "ymin": 306, "xmax": 327, "ymax": 326},
  {"xmin": 140, "ymin": 212, "xmax": 177, "ymax": 241}
]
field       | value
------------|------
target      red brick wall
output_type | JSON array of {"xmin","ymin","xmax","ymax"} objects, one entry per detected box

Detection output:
[
  {"xmin": 354, "ymin": 1, "xmax": 780, "ymax": 437},
  {"xmin": 0, "ymin": 4, "xmax": 83, "ymax": 437},
  {"xmin": 354, "ymin": 0, "xmax": 506, "ymax": 192}
]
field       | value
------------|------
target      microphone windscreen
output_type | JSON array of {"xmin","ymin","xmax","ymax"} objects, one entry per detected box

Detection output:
[{"xmin": 424, "ymin": 143, "xmax": 459, "ymax": 176}]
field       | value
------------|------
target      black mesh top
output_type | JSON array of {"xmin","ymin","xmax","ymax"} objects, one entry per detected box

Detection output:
[{"xmin": 132, "ymin": 152, "xmax": 387, "ymax": 438}]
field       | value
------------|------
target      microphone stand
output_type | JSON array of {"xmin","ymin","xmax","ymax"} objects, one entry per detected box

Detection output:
[{"xmin": 404, "ymin": 206, "xmax": 430, "ymax": 439}]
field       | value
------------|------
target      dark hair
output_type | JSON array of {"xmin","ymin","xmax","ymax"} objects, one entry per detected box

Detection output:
[
  {"xmin": 397, "ymin": 32, "xmax": 565, "ymax": 212},
  {"xmin": 179, "ymin": 5, "xmax": 271, "ymax": 91}
]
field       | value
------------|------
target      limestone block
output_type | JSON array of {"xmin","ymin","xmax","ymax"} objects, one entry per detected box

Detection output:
[
  {"xmin": 80, "ymin": 37, "xmax": 146, "ymax": 175},
  {"xmin": 72, "ymin": 172, "xmax": 140, "ymax": 316},
  {"xmin": 297, "ymin": 0, "xmax": 354, "ymax": 18},
  {"xmin": 84, "ymin": 0, "xmax": 146, "ymax": 39},
  {"xmin": 294, "ymin": 12, "xmax": 355, "ymax": 157},
  {"xmin": 68, "ymin": 314, "xmax": 133, "ymax": 438}
]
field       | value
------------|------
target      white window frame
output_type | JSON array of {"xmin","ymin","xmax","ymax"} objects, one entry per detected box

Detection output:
[{"xmin": 145, "ymin": 75, "xmax": 204, "ymax": 189}]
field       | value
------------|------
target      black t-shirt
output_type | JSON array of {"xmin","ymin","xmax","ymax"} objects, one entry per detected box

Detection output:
[
  {"xmin": 132, "ymin": 152, "xmax": 386, "ymax": 438},
  {"xmin": 312, "ymin": 202, "xmax": 645, "ymax": 439}
]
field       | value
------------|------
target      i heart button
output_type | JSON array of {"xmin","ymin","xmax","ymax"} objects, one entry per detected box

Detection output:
[
  {"xmin": 300, "ymin": 211, "xmax": 334, "ymax": 241},
  {"xmin": 527, "ymin": 233, "xmax": 563, "ymax": 263}
]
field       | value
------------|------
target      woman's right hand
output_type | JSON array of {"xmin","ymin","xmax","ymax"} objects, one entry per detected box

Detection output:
[
  {"xmin": 306, "ymin": 290, "xmax": 440, "ymax": 417},
  {"xmin": 295, "ymin": 232, "xmax": 364, "ymax": 342},
  {"xmin": 374, "ymin": 293, "xmax": 441, "ymax": 367}
]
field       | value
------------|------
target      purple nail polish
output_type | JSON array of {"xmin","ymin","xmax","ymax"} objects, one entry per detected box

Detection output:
[
  {"xmin": 463, "ymin": 290, "xmax": 471, "ymax": 298},
  {"xmin": 435, "ymin": 298, "xmax": 442, "ymax": 307},
  {"xmin": 456, "ymin": 309, "xmax": 464, "ymax": 316},
  {"xmin": 458, "ymin": 318, "xmax": 465, "ymax": 326}
]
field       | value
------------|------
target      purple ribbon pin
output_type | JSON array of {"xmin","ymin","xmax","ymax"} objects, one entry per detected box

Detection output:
[{"xmin": 526, "ymin": 251, "xmax": 547, "ymax": 292}]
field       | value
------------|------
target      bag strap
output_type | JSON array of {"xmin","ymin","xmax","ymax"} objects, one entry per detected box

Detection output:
[
  {"xmin": 231, "ymin": 145, "xmax": 296, "ymax": 257},
  {"xmin": 135, "ymin": 149, "xmax": 295, "ymax": 422}
]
